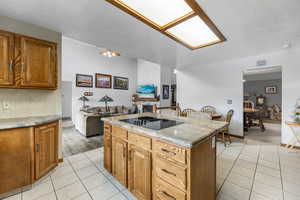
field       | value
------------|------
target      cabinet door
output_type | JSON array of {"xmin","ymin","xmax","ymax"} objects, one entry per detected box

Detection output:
[
  {"xmin": 112, "ymin": 136, "xmax": 127, "ymax": 187},
  {"xmin": 0, "ymin": 127, "xmax": 34, "ymax": 194},
  {"xmin": 104, "ymin": 131, "xmax": 112, "ymax": 172},
  {"xmin": 0, "ymin": 30, "xmax": 14, "ymax": 86},
  {"xmin": 35, "ymin": 122, "xmax": 58, "ymax": 179},
  {"xmin": 128, "ymin": 144, "xmax": 152, "ymax": 200},
  {"xmin": 20, "ymin": 36, "xmax": 57, "ymax": 89}
]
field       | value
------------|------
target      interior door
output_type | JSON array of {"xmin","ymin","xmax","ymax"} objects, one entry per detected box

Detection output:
[
  {"xmin": 128, "ymin": 144, "xmax": 152, "ymax": 200},
  {"xmin": 0, "ymin": 30, "xmax": 14, "ymax": 86},
  {"xmin": 35, "ymin": 122, "xmax": 58, "ymax": 179},
  {"xmin": 112, "ymin": 136, "xmax": 127, "ymax": 186},
  {"xmin": 20, "ymin": 36, "xmax": 56, "ymax": 88}
]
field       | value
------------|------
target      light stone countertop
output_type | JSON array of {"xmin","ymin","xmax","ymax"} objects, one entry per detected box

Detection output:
[
  {"xmin": 102, "ymin": 113, "xmax": 228, "ymax": 148},
  {"xmin": 0, "ymin": 115, "xmax": 61, "ymax": 130}
]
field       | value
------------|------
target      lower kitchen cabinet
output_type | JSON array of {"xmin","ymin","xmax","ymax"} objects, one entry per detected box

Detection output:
[
  {"xmin": 34, "ymin": 122, "xmax": 58, "ymax": 179},
  {"xmin": 128, "ymin": 144, "xmax": 152, "ymax": 200},
  {"xmin": 112, "ymin": 136, "xmax": 128, "ymax": 187},
  {"xmin": 103, "ymin": 130, "xmax": 112, "ymax": 173},
  {"xmin": 0, "ymin": 121, "xmax": 59, "ymax": 195}
]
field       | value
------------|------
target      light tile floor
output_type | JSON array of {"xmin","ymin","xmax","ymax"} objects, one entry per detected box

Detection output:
[{"xmin": 3, "ymin": 140, "xmax": 300, "ymax": 200}]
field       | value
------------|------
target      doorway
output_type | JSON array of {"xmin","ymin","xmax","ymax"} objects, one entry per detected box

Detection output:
[{"xmin": 243, "ymin": 66, "xmax": 282, "ymax": 144}]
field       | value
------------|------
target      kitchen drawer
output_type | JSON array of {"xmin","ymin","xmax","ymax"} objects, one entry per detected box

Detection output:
[
  {"xmin": 104, "ymin": 123, "xmax": 111, "ymax": 133},
  {"xmin": 112, "ymin": 126, "xmax": 127, "ymax": 140},
  {"xmin": 154, "ymin": 177, "xmax": 186, "ymax": 200},
  {"xmin": 154, "ymin": 140, "xmax": 186, "ymax": 165},
  {"xmin": 155, "ymin": 157, "xmax": 187, "ymax": 191},
  {"xmin": 128, "ymin": 131, "xmax": 151, "ymax": 150}
]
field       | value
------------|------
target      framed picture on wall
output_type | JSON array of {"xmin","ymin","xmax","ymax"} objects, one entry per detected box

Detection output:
[
  {"xmin": 76, "ymin": 74, "xmax": 93, "ymax": 87},
  {"xmin": 95, "ymin": 73, "xmax": 112, "ymax": 88},
  {"xmin": 113, "ymin": 76, "xmax": 129, "ymax": 90},
  {"xmin": 162, "ymin": 85, "xmax": 170, "ymax": 99},
  {"xmin": 265, "ymin": 86, "xmax": 277, "ymax": 94}
]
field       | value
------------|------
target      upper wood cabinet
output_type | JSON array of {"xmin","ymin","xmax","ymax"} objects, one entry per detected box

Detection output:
[
  {"xmin": 20, "ymin": 36, "xmax": 57, "ymax": 89},
  {"xmin": 128, "ymin": 144, "xmax": 152, "ymax": 200},
  {"xmin": 0, "ymin": 30, "xmax": 14, "ymax": 86},
  {"xmin": 34, "ymin": 122, "xmax": 58, "ymax": 180},
  {"xmin": 0, "ymin": 29, "xmax": 57, "ymax": 90}
]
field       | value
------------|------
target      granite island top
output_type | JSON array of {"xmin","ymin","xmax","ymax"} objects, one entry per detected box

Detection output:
[
  {"xmin": 0, "ymin": 115, "xmax": 61, "ymax": 130},
  {"xmin": 102, "ymin": 113, "xmax": 228, "ymax": 148}
]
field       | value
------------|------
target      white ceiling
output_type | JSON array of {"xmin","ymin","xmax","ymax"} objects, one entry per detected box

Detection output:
[{"xmin": 0, "ymin": 0, "xmax": 299, "ymax": 68}]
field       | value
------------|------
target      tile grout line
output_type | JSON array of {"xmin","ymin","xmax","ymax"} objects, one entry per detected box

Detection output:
[
  {"xmin": 49, "ymin": 174, "xmax": 59, "ymax": 200},
  {"xmin": 83, "ymin": 150, "xmax": 130, "ymax": 200},
  {"xmin": 278, "ymin": 146, "xmax": 285, "ymax": 200},
  {"xmin": 65, "ymin": 157, "xmax": 95, "ymax": 200},
  {"xmin": 216, "ymin": 143, "xmax": 246, "ymax": 196},
  {"xmin": 247, "ymin": 144, "xmax": 261, "ymax": 200}
]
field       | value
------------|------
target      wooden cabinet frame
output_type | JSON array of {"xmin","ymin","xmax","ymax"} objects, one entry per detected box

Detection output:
[{"xmin": 0, "ymin": 29, "xmax": 57, "ymax": 90}]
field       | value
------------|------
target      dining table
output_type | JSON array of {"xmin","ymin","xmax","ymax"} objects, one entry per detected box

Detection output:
[{"xmin": 244, "ymin": 108, "xmax": 265, "ymax": 132}]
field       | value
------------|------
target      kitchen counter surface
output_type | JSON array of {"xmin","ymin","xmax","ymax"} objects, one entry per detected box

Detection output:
[
  {"xmin": 0, "ymin": 115, "xmax": 61, "ymax": 130},
  {"xmin": 102, "ymin": 113, "xmax": 227, "ymax": 148}
]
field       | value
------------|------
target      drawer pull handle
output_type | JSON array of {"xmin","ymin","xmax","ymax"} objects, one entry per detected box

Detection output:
[
  {"xmin": 161, "ymin": 169, "xmax": 177, "ymax": 177},
  {"xmin": 160, "ymin": 191, "xmax": 176, "ymax": 200},
  {"xmin": 161, "ymin": 148, "xmax": 176, "ymax": 156}
]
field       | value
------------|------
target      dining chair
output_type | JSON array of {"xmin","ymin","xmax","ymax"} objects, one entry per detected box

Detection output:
[
  {"xmin": 201, "ymin": 106, "xmax": 216, "ymax": 114},
  {"xmin": 187, "ymin": 111, "xmax": 212, "ymax": 120},
  {"xmin": 182, "ymin": 108, "xmax": 196, "ymax": 117},
  {"xmin": 219, "ymin": 109, "xmax": 234, "ymax": 147},
  {"xmin": 244, "ymin": 100, "xmax": 254, "ymax": 109}
]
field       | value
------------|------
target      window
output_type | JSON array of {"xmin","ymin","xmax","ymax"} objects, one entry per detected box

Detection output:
[{"xmin": 106, "ymin": 0, "xmax": 226, "ymax": 50}]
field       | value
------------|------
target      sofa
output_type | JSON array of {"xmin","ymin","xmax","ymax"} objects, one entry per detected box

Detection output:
[{"xmin": 75, "ymin": 106, "xmax": 137, "ymax": 137}]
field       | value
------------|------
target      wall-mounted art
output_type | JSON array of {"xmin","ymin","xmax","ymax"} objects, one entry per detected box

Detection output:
[
  {"xmin": 265, "ymin": 86, "xmax": 277, "ymax": 94},
  {"xmin": 162, "ymin": 85, "xmax": 170, "ymax": 99},
  {"xmin": 76, "ymin": 74, "xmax": 93, "ymax": 88},
  {"xmin": 114, "ymin": 76, "xmax": 129, "ymax": 90},
  {"xmin": 95, "ymin": 73, "xmax": 112, "ymax": 88}
]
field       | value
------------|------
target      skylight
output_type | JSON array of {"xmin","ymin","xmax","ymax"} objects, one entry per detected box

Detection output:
[{"xmin": 106, "ymin": 0, "xmax": 225, "ymax": 50}]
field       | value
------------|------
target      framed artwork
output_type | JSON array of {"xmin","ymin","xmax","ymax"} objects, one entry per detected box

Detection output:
[
  {"xmin": 76, "ymin": 74, "xmax": 93, "ymax": 88},
  {"xmin": 265, "ymin": 86, "xmax": 277, "ymax": 94},
  {"xmin": 162, "ymin": 85, "xmax": 170, "ymax": 99},
  {"xmin": 95, "ymin": 73, "xmax": 112, "ymax": 88},
  {"xmin": 113, "ymin": 76, "xmax": 129, "ymax": 90}
]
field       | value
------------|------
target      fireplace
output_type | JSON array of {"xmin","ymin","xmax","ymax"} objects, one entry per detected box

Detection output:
[{"xmin": 142, "ymin": 105, "xmax": 154, "ymax": 113}]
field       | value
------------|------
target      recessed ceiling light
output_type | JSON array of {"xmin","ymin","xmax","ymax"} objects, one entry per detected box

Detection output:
[
  {"xmin": 100, "ymin": 50, "xmax": 120, "ymax": 57},
  {"xmin": 106, "ymin": 0, "xmax": 226, "ymax": 50}
]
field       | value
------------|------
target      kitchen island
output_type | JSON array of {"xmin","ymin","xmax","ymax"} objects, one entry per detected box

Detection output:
[{"xmin": 102, "ymin": 113, "xmax": 227, "ymax": 200}]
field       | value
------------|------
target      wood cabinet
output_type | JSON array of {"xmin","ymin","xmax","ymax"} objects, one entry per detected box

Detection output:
[
  {"xmin": 0, "ymin": 121, "xmax": 59, "ymax": 196},
  {"xmin": 34, "ymin": 122, "xmax": 58, "ymax": 179},
  {"xmin": 103, "ymin": 123, "xmax": 112, "ymax": 172},
  {"xmin": 128, "ymin": 144, "xmax": 152, "ymax": 200},
  {"xmin": 0, "ymin": 127, "xmax": 34, "ymax": 194},
  {"xmin": 0, "ymin": 29, "xmax": 57, "ymax": 89},
  {"xmin": 112, "ymin": 136, "xmax": 127, "ymax": 186},
  {"xmin": 0, "ymin": 30, "xmax": 14, "ymax": 86},
  {"xmin": 106, "ymin": 124, "xmax": 217, "ymax": 200}
]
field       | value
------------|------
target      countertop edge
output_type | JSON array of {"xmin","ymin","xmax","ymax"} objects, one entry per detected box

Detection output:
[{"xmin": 0, "ymin": 115, "xmax": 62, "ymax": 130}]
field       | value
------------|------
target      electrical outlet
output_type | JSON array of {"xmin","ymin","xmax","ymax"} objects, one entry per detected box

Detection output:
[{"xmin": 3, "ymin": 101, "xmax": 9, "ymax": 110}]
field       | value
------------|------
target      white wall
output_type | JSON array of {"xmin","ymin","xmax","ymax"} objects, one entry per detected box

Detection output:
[
  {"xmin": 62, "ymin": 37, "xmax": 138, "ymax": 123},
  {"xmin": 177, "ymin": 47, "xmax": 300, "ymax": 147},
  {"xmin": 61, "ymin": 81, "xmax": 72, "ymax": 119},
  {"xmin": 137, "ymin": 59, "xmax": 161, "ymax": 95}
]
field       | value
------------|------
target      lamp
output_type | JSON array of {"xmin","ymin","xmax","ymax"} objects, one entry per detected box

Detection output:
[
  {"xmin": 99, "ymin": 95, "xmax": 114, "ymax": 112},
  {"xmin": 78, "ymin": 96, "xmax": 89, "ymax": 109}
]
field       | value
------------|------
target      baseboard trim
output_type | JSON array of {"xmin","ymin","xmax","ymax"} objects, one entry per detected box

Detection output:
[
  {"xmin": 58, "ymin": 158, "xmax": 64, "ymax": 163},
  {"xmin": 229, "ymin": 134, "xmax": 245, "ymax": 139},
  {"xmin": 280, "ymin": 143, "xmax": 300, "ymax": 150}
]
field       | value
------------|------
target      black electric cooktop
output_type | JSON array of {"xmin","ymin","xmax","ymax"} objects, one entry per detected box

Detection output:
[{"xmin": 120, "ymin": 116, "xmax": 184, "ymax": 130}]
